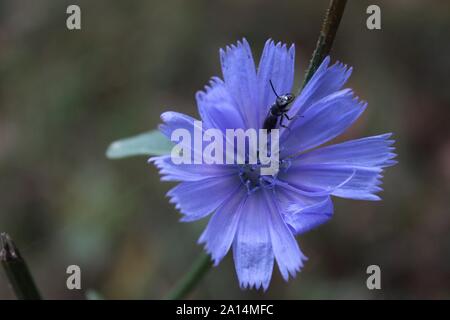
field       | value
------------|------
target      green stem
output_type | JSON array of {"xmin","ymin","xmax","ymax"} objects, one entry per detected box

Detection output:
[
  {"xmin": 300, "ymin": 0, "xmax": 348, "ymax": 90},
  {"xmin": 166, "ymin": 253, "xmax": 212, "ymax": 300},
  {"xmin": 0, "ymin": 232, "xmax": 42, "ymax": 300}
]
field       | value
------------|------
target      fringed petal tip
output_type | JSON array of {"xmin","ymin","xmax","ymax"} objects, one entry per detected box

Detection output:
[
  {"xmin": 196, "ymin": 77, "xmax": 224, "ymax": 98},
  {"xmin": 196, "ymin": 241, "xmax": 219, "ymax": 265},
  {"xmin": 166, "ymin": 191, "xmax": 180, "ymax": 206},
  {"xmin": 179, "ymin": 213, "xmax": 200, "ymax": 223},
  {"xmin": 147, "ymin": 156, "xmax": 157, "ymax": 164},
  {"xmin": 149, "ymin": 155, "xmax": 170, "ymax": 167},
  {"xmin": 239, "ymin": 279, "xmax": 270, "ymax": 292},
  {"xmin": 158, "ymin": 123, "xmax": 168, "ymax": 136},
  {"xmin": 384, "ymin": 159, "xmax": 398, "ymax": 167},
  {"xmin": 279, "ymin": 252, "xmax": 308, "ymax": 282},
  {"xmin": 197, "ymin": 238, "xmax": 223, "ymax": 267},
  {"xmin": 150, "ymin": 156, "xmax": 172, "ymax": 181},
  {"xmin": 220, "ymin": 38, "xmax": 251, "ymax": 57},
  {"xmin": 263, "ymin": 38, "xmax": 295, "ymax": 52},
  {"xmin": 322, "ymin": 56, "xmax": 353, "ymax": 78},
  {"xmin": 333, "ymin": 60, "xmax": 353, "ymax": 75},
  {"xmin": 165, "ymin": 187, "xmax": 190, "ymax": 217},
  {"xmin": 262, "ymin": 40, "xmax": 295, "ymax": 72},
  {"xmin": 159, "ymin": 111, "xmax": 174, "ymax": 122}
]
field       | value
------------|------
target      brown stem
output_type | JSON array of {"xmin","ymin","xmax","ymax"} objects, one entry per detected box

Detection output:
[{"xmin": 301, "ymin": 0, "xmax": 348, "ymax": 90}]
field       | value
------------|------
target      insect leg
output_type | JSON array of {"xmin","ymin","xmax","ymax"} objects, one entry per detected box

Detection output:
[
  {"xmin": 284, "ymin": 113, "xmax": 304, "ymax": 121},
  {"xmin": 279, "ymin": 114, "xmax": 284, "ymax": 128},
  {"xmin": 279, "ymin": 114, "xmax": 292, "ymax": 132},
  {"xmin": 280, "ymin": 124, "xmax": 292, "ymax": 132}
]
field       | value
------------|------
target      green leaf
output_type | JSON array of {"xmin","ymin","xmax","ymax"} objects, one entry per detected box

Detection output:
[
  {"xmin": 85, "ymin": 289, "xmax": 105, "ymax": 300},
  {"xmin": 106, "ymin": 130, "xmax": 173, "ymax": 159}
]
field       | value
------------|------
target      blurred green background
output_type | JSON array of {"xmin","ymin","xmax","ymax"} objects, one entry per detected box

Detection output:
[{"xmin": 0, "ymin": 0, "xmax": 449, "ymax": 299}]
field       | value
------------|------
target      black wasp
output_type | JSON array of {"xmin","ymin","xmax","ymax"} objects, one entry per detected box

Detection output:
[{"xmin": 263, "ymin": 80, "xmax": 296, "ymax": 133}]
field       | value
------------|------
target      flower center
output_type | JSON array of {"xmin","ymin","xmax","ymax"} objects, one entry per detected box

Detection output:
[
  {"xmin": 239, "ymin": 164, "xmax": 266, "ymax": 193},
  {"xmin": 238, "ymin": 159, "xmax": 292, "ymax": 194}
]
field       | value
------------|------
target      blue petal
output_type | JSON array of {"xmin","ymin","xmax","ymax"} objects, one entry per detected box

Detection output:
[
  {"xmin": 220, "ymin": 38, "xmax": 259, "ymax": 129},
  {"xmin": 159, "ymin": 111, "xmax": 205, "ymax": 161},
  {"xmin": 257, "ymin": 39, "xmax": 295, "ymax": 126},
  {"xmin": 284, "ymin": 197, "xmax": 333, "ymax": 235},
  {"xmin": 159, "ymin": 111, "xmax": 199, "ymax": 137},
  {"xmin": 150, "ymin": 155, "xmax": 235, "ymax": 181},
  {"xmin": 293, "ymin": 133, "xmax": 397, "ymax": 168},
  {"xmin": 281, "ymin": 89, "xmax": 366, "ymax": 157},
  {"xmin": 331, "ymin": 168, "xmax": 384, "ymax": 200},
  {"xmin": 263, "ymin": 189, "xmax": 307, "ymax": 281},
  {"xmin": 281, "ymin": 164, "xmax": 384, "ymax": 201},
  {"xmin": 288, "ymin": 56, "xmax": 352, "ymax": 118},
  {"xmin": 196, "ymin": 77, "xmax": 246, "ymax": 132},
  {"xmin": 283, "ymin": 134, "xmax": 397, "ymax": 200},
  {"xmin": 233, "ymin": 191, "xmax": 274, "ymax": 291},
  {"xmin": 274, "ymin": 184, "xmax": 333, "ymax": 235},
  {"xmin": 199, "ymin": 187, "xmax": 247, "ymax": 265},
  {"xmin": 167, "ymin": 175, "xmax": 241, "ymax": 222},
  {"xmin": 159, "ymin": 111, "xmax": 235, "ymax": 164}
]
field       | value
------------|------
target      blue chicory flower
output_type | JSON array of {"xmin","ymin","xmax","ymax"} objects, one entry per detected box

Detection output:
[{"xmin": 151, "ymin": 39, "xmax": 397, "ymax": 290}]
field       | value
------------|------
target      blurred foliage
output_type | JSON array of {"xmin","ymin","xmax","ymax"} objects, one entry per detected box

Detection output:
[
  {"xmin": 106, "ymin": 130, "xmax": 172, "ymax": 159},
  {"xmin": 0, "ymin": 0, "xmax": 449, "ymax": 299}
]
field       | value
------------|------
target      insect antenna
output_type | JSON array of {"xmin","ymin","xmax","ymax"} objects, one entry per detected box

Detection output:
[{"xmin": 269, "ymin": 80, "xmax": 280, "ymax": 98}]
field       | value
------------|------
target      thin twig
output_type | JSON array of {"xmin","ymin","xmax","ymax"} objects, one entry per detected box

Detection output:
[
  {"xmin": 166, "ymin": 253, "xmax": 212, "ymax": 300},
  {"xmin": 0, "ymin": 232, "xmax": 42, "ymax": 300},
  {"xmin": 301, "ymin": 0, "xmax": 347, "ymax": 90}
]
